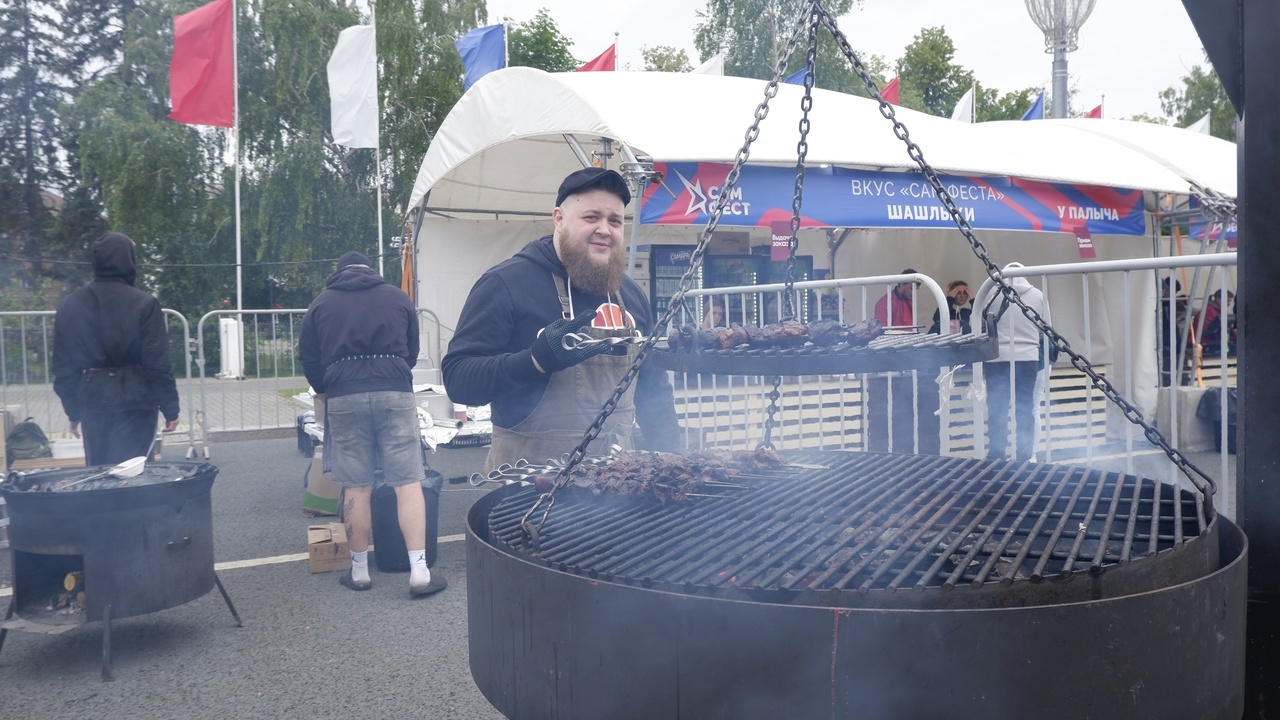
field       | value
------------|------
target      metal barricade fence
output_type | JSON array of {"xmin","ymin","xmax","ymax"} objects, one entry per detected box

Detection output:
[
  {"xmin": 0, "ymin": 309, "xmax": 198, "ymax": 462},
  {"xmin": 190, "ymin": 308, "xmax": 447, "ymax": 457},
  {"xmin": 192, "ymin": 309, "xmax": 311, "ymax": 456}
]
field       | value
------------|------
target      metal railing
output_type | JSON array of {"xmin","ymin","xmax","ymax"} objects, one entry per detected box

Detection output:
[{"xmin": 0, "ymin": 309, "xmax": 198, "ymax": 459}]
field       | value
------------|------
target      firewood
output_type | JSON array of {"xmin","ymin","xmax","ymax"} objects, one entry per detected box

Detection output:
[{"xmin": 64, "ymin": 571, "xmax": 83, "ymax": 592}]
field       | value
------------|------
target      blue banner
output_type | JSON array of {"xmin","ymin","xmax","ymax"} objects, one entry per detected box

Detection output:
[{"xmin": 640, "ymin": 162, "xmax": 1146, "ymax": 236}]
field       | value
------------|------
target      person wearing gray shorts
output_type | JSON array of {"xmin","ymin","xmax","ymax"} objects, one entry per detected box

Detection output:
[{"xmin": 300, "ymin": 252, "xmax": 445, "ymax": 597}]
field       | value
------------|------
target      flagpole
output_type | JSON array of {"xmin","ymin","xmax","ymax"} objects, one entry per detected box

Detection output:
[
  {"xmin": 372, "ymin": 1, "xmax": 383, "ymax": 275},
  {"xmin": 232, "ymin": 0, "xmax": 242, "ymax": 312}
]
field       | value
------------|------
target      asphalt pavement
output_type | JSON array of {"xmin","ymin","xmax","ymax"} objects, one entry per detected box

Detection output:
[{"xmin": 0, "ymin": 437, "xmax": 505, "ymax": 720}]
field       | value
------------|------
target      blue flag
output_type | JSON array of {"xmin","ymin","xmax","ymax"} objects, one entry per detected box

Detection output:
[
  {"xmin": 783, "ymin": 67, "xmax": 807, "ymax": 86},
  {"xmin": 455, "ymin": 24, "xmax": 505, "ymax": 91},
  {"xmin": 1021, "ymin": 92, "xmax": 1045, "ymax": 121}
]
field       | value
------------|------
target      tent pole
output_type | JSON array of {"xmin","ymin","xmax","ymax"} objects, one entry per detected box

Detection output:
[{"xmin": 626, "ymin": 177, "xmax": 648, "ymax": 280}]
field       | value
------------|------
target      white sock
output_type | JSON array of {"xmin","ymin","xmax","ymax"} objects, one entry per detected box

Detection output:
[
  {"xmin": 351, "ymin": 551, "xmax": 370, "ymax": 582},
  {"xmin": 408, "ymin": 550, "xmax": 430, "ymax": 585}
]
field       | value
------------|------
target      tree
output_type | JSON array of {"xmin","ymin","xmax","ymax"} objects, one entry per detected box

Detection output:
[
  {"xmin": 1157, "ymin": 55, "xmax": 1234, "ymax": 141},
  {"xmin": 694, "ymin": 0, "xmax": 857, "ymax": 82},
  {"xmin": 379, "ymin": 0, "xmax": 485, "ymax": 217},
  {"xmin": 895, "ymin": 26, "xmax": 973, "ymax": 117},
  {"xmin": 975, "ymin": 85, "xmax": 1042, "ymax": 122},
  {"xmin": 642, "ymin": 45, "xmax": 692, "ymax": 73},
  {"xmin": 0, "ymin": 0, "xmax": 65, "ymax": 288},
  {"xmin": 507, "ymin": 9, "xmax": 579, "ymax": 72},
  {"xmin": 65, "ymin": 21, "xmax": 232, "ymax": 317}
]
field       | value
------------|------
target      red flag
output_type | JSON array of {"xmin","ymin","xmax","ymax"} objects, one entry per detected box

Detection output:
[
  {"xmin": 882, "ymin": 76, "xmax": 899, "ymax": 105},
  {"xmin": 1085, "ymin": 104, "xmax": 1102, "ymax": 119},
  {"xmin": 578, "ymin": 45, "xmax": 616, "ymax": 72},
  {"xmin": 169, "ymin": 0, "xmax": 235, "ymax": 127}
]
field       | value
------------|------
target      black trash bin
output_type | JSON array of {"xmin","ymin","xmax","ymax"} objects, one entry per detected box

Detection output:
[
  {"xmin": 1196, "ymin": 387, "xmax": 1237, "ymax": 454},
  {"xmin": 371, "ymin": 469, "xmax": 443, "ymax": 572}
]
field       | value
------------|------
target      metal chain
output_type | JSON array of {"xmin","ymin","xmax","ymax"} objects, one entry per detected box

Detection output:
[
  {"xmin": 820, "ymin": 11, "xmax": 1217, "ymax": 504},
  {"xmin": 520, "ymin": 0, "xmax": 823, "ymax": 539},
  {"xmin": 760, "ymin": 2, "xmax": 822, "ymax": 452}
]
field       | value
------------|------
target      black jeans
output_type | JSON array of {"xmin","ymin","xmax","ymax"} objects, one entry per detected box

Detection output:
[
  {"xmin": 983, "ymin": 360, "xmax": 1041, "ymax": 461},
  {"xmin": 80, "ymin": 408, "xmax": 159, "ymax": 466}
]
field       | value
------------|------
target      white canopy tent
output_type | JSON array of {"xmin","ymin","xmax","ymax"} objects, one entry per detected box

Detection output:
[{"xmin": 406, "ymin": 68, "xmax": 1236, "ymax": 423}]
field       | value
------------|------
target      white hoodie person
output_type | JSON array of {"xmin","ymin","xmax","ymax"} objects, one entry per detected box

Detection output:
[{"xmin": 986, "ymin": 268, "xmax": 1053, "ymax": 461}]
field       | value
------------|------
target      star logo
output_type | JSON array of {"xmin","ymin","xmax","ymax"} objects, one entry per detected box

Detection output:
[{"xmin": 677, "ymin": 171, "xmax": 710, "ymax": 216}]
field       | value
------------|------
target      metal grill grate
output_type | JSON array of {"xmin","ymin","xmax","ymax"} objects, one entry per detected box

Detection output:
[
  {"xmin": 647, "ymin": 329, "xmax": 998, "ymax": 376},
  {"xmin": 485, "ymin": 451, "xmax": 1213, "ymax": 609}
]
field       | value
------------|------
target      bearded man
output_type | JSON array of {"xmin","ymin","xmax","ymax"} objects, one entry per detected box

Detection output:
[{"xmin": 443, "ymin": 167, "xmax": 681, "ymax": 471}]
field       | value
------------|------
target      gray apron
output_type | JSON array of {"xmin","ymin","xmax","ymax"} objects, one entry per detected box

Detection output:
[{"xmin": 486, "ymin": 275, "xmax": 640, "ymax": 472}]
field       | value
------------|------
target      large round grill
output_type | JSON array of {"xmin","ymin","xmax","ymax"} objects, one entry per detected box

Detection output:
[{"xmin": 486, "ymin": 451, "xmax": 1215, "ymax": 609}]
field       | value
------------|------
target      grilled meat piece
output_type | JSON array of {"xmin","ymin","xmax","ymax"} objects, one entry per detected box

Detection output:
[
  {"xmin": 805, "ymin": 319, "xmax": 848, "ymax": 346},
  {"xmin": 768, "ymin": 320, "xmax": 808, "ymax": 347},
  {"xmin": 718, "ymin": 325, "xmax": 749, "ymax": 349},
  {"xmin": 695, "ymin": 328, "xmax": 721, "ymax": 349},
  {"xmin": 669, "ymin": 319, "xmax": 883, "ymax": 351},
  {"xmin": 743, "ymin": 324, "xmax": 770, "ymax": 348},
  {"xmin": 533, "ymin": 448, "xmax": 785, "ymax": 503},
  {"xmin": 846, "ymin": 318, "xmax": 884, "ymax": 347},
  {"xmin": 667, "ymin": 324, "xmax": 697, "ymax": 351}
]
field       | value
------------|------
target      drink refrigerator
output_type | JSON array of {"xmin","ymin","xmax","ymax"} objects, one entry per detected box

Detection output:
[
  {"xmin": 753, "ymin": 250, "xmax": 814, "ymax": 323},
  {"xmin": 648, "ymin": 245, "xmax": 702, "ymax": 325}
]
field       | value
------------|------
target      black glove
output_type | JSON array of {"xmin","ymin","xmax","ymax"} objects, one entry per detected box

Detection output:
[{"xmin": 530, "ymin": 310, "xmax": 613, "ymax": 374}]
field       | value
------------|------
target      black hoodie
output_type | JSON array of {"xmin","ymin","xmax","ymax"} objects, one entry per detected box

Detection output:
[
  {"xmin": 53, "ymin": 232, "xmax": 179, "ymax": 421},
  {"xmin": 442, "ymin": 235, "xmax": 679, "ymax": 449},
  {"xmin": 299, "ymin": 264, "xmax": 419, "ymax": 399}
]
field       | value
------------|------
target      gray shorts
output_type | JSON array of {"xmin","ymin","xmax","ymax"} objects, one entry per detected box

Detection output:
[{"xmin": 326, "ymin": 391, "xmax": 423, "ymax": 488}]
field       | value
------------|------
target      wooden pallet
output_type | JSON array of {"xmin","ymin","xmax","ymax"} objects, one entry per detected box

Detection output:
[{"xmin": 7, "ymin": 456, "xmax": 86, "ymax": 472}]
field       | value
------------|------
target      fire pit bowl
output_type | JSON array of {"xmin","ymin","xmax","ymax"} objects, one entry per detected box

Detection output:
[
  {"xmin": 466, "ymin": 451, "xmax": 1246, "ymax": 719},
  {"xmin": 0, "ymin": 462, "xmax": 241, "ymax": 679}
]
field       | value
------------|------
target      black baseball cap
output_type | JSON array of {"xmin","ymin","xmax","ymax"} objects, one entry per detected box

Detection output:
[
  {"xmin": 556, "ymin": 167, "xmax": 631, "ymax": 208},
  {"xmin": 337, "ymin": 251, "xmax": 371, "ymax": 269}
]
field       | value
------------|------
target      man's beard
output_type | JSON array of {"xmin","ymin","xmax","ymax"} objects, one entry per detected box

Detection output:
[{"xmin": 558, "ymin": 232, "xmax": 626, "ymax": 295}]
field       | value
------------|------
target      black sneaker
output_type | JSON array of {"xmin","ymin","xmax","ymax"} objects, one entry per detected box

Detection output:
[
  {"xmin": 339, "ymin": 570, "xmax": 372, "ymax": 591},
  {"xmin": 410, "ymin": 569, "xmax": 447, "ymax": 597}
]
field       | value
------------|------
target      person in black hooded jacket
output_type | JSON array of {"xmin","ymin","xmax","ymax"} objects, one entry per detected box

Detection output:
[
  {"xmin": 53, "ymin": 232, "xmax": 180, "ymax": 466},
  {"xmin": 299, "ymin": 252, "xmax": 443, "ymax": 597},
  {"xmin": 443, "ymin": 168, "xmax": 681, "ymax": 472}
]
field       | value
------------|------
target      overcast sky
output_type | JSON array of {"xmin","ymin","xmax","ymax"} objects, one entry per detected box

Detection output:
[{"xmin": 482, "ymin": 0, "xmax": 1208, "ymax": 121}]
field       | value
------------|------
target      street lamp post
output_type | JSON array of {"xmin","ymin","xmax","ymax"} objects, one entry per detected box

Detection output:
[{"xmin": 1025, "ymin": 0, "xmax": 1097, "ymax": 118}]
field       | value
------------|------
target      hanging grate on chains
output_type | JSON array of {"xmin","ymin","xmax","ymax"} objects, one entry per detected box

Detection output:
[{"xmin": 486, "ymin": 451, "xmax": 1216, "ymax": 610}]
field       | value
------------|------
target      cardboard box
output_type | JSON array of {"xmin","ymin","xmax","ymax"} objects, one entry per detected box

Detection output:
[
  {"xmin": 307, "ymin": 523, "xmax": 351, "ymax": 573},
  {"xmin": 707, "ymin": 231, "xmax": 751, "ymax": 255},
  {"xmin": 303, "ymin": 449, "xmax": 342, "ymax": 517}
]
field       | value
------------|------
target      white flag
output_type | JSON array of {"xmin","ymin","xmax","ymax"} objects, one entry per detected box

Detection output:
[
  {"xmin": 692, "ymin": 53, "xmax": 724, "ymax": 75},
  {"xmin": 327, "ymin": 25, "xmax": 379, "ymax": 149},
  {"xmin": 950, "ymin": 86, "xmax": 975, "ymax": 123},
  {"xmin": 1187, "ymin": 111, "xmax": 1211, "ymax": 135}
]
